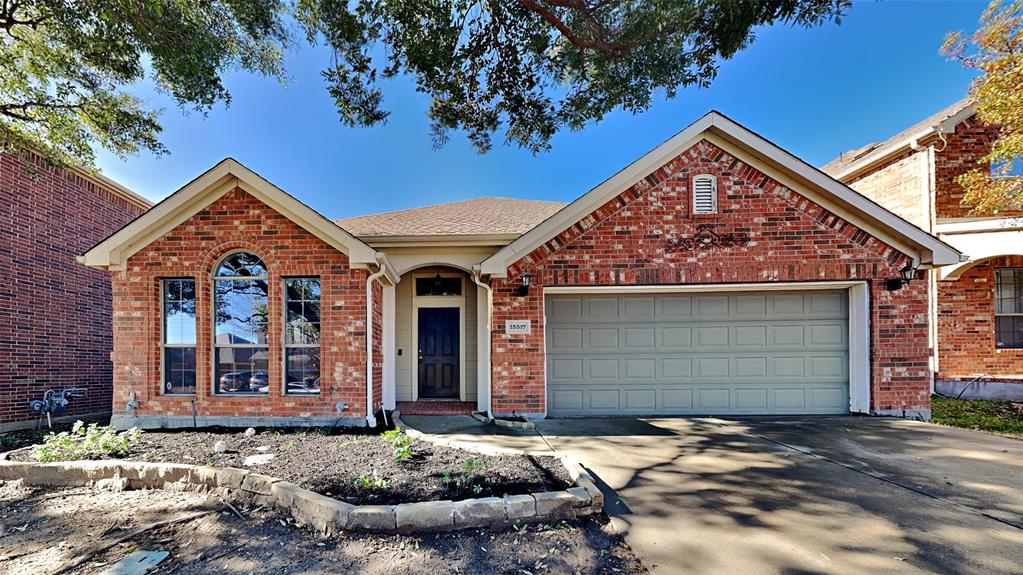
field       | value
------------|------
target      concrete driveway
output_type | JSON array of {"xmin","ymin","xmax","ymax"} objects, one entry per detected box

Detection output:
[{"xmin": 534, "ymin": 417, "xmax": 1023, "ymax": 575}]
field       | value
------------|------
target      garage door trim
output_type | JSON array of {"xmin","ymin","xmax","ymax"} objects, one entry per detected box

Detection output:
[{"xmin": 542, "ymin": 281, "xmax": 870, "ymax": 415}]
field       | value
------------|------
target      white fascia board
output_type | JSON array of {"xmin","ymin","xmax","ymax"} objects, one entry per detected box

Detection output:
[
  {"xmin": 832, "ymin": 102, "xmax": 977, "ymax": 181},
  {"xmin": 706, "ymin": 114, "xmax": 961, "ymax": 266},
  {"xmin": 80, "ymin": 158, "xmax": 378, "ymax": 270},
  {"xmin": 481, "ymin": 112, "xmax": 961, "ymax": 277},
  {"xmin": 480, "ymin": 114, "xmax": 715, "ymax": 277},
  {"xmin": 936, "ymin": 216, "xmax": 1023, "ymax": 235}
]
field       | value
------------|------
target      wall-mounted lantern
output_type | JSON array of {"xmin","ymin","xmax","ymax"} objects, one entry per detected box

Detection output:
[
  {"xmin": 885, "ymin": 262, "xmax": 919, "ymax": 291},
  {"xmin": 518, "ymin": 272, "xmax": 532, "ymax": 297}
]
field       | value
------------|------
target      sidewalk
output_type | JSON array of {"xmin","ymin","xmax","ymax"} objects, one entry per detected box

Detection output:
[{"xmin": 397, "ymin": 414, "xmax": 555, "ymax": 455}]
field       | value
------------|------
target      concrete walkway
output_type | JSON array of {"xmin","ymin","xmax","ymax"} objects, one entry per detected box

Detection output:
[{"xmin": 402, "ymin": 415, "xmax": 1023, "ymax": 575}]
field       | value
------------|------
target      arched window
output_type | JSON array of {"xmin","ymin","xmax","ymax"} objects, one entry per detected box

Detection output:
[
  {"xmin": 213, "ymin": 252, "xmax": 269, "ymax": 395},
  {"xmin": 692, "ymin": 174, "xmax": 718, "ymax": 214}
]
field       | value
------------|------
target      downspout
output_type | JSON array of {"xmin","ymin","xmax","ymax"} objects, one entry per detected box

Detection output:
[
  {"xmin": 365, "ymin": 262, "xmax": 387, "ymax": 428},
  {"xmin": 471, "ymin": 268, "xmax": 493, "ymax": 418}
]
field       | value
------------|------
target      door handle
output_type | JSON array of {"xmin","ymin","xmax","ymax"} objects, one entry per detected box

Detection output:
[{"xmin": 418, "ymin": 349, "xmax": 424, "ymax": 364}]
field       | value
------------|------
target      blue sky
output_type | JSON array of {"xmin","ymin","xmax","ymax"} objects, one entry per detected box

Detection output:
[{"xmin": 96, "ymin": 1, "xmax": 984, "ymax": 219}]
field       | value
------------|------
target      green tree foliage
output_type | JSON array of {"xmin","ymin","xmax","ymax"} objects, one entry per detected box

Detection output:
[
  {"xmin": 296, "ymin": 0, "xmax": 850, "ymax": 153},
  {"xmin": 0, "ymin": 0, "xmax": 289, "ymax": 167},
  {"xmin": 943, "ymin": 0, "xmax": 1023, "ymax": 213},
  {"xmin": 2, "ymin": 1, "xmax": 850, "ymax": 168}
]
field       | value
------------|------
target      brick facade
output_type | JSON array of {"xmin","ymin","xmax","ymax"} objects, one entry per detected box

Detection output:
[
  {"xmin": 490, "ymin": 139, "xmax": 932, "ymax": 416},
  {"xmin": 937, "ymin": 256, "xmax": 1023, "ymax": 380},
  {"xmin": 111, "ymin": 188, "xmax": 373, "ymax": 424},
  {"xmin": 933, "ymin": 116, "xmax": 1009, "ymax": 220},
  {"xmin": 844, "ymin": 149, "xmax": 930, "ymax": 228},
  {"xmin": 0, "ymin": 153, "xmax": 145, "ymax": 430}
]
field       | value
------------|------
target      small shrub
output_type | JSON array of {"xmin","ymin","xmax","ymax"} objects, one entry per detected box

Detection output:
[
  {"xmin": 33, "ymin": 421, "xmax": 141, "ymax": 462},
  {"xmin": 355, "ymin": 470, "xmax": 389, "ymax": 490},
  {"xmin": 440, "ymin": 458, "xmax": 499, "ymax": 495},
  {"xmin": 382, "ymin": 428, "xmax": 414, "ymax": 462}
]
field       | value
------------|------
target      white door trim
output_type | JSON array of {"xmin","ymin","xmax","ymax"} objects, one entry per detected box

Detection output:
[
  {"xmin": 411, "ymin": 272, "xmax": 466, "ymax": 402},
  {"xmin": 542, "ymin": 280, "xmax": 871, "ymax": 415}
]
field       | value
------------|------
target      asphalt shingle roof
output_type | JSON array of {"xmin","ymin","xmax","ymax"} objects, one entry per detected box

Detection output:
[
  {"xmin": 335, "ymin": 197, "xmax": 567, "ymax": 237},
  {"xmin": 821, "ymin": 97, "xmax": 974, "ymax": 177}
]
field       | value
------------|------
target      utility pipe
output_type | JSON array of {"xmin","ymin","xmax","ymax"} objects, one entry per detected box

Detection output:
[{"xmin": 365, "ymin": 263, "xmax": 388, "ymax": 427}]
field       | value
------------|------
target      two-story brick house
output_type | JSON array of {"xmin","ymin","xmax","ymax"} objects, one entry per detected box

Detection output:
[
  {"xmin": 823, "ymin": 99, "xmax": 1023, "ymax": 399},
  {"xmin": 1, "ymin": 153, "xmax": 150, "ymax": 431}
]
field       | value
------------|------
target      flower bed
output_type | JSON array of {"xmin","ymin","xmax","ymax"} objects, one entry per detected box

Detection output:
[{"xmin": 9, "ymin": 427, "xmax": 571, "ymax": 505}]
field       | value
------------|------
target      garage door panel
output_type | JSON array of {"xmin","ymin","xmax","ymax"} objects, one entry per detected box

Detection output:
[{"xmin": 546, "ymin": 291, "xmax": 850, "ymax": 416}]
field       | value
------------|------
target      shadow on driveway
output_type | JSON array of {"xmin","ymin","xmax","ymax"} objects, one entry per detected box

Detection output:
[{"xmin": 536, "ymin": 416, "xmax": 1023, "ymax": 575}]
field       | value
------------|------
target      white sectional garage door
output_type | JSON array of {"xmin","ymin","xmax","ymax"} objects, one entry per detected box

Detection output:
[{"xmin": 545, "ymin": 291, "xmax": 850, "ymax": 416}]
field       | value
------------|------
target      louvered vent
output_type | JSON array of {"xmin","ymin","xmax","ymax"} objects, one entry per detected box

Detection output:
[{"xmin": 692, "ymin": 175, "xmax": 717, "ymax": 214}]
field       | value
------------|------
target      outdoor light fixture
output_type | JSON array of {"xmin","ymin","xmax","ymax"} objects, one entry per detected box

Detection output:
[
  {"xmin": 432, "ymin": 273, "xmax": 444, "ymax": 293},
  {"xmin": 518, "ymin": 272, "xmax": 532, "ymax": 296},
  {"xmin": 886, "ymin": 262, "xmax": 919, "ymax": 291}
]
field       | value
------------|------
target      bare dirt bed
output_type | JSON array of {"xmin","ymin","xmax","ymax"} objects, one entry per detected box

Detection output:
[
  {"xmin": 10, "ymin": 428, "xmax": 572, "ymax": 505},
  {"xmin": 0, "ymin": 481, "xmax": 646, "ymax": 575}
]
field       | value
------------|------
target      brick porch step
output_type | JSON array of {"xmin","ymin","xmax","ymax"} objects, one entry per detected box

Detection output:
[{"xmin": 395, "ymin": 401, "xmax": 476, "ymax": 416}]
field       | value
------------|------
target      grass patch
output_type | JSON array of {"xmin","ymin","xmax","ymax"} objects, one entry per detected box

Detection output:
[{"xmin": 931, "ymin": 394, "xmax": 1023, "ymax": 438}]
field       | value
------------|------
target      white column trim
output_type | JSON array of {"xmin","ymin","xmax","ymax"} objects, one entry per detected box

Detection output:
[{"xmin": 382, "ymin": 283, "xmax": 396, "ymax": 410}]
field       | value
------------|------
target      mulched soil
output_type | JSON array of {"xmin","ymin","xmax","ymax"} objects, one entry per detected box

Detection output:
[
  {"xmin": 9, "ymin": 427, "xmax": 573, "ymax": 505},
  {"xmin": 0, "ymin": 482, "xmax": 647, "ymax": 575}
]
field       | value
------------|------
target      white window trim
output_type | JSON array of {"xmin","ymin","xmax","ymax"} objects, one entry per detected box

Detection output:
[
  {"xmin": 410, "ymin": 272, "xmax": 466, "ymax": 402},
  {"xmin": 160, "ymin": 278, "xmax": 197, "ymax": 396},
  {"xmin": 692, "ymin": 174, "xmax": 718, "ymax": 214},
  {"xmin": 211, "ymin": 251, "xmax": 270, "ymax": 397},
  {"xmin": 541, "ymin": 281, "xmax": 871, "ymax": 416},
  {"xmin": 281, "ymin": 277, "xmax": 322, "ymax": 396}
]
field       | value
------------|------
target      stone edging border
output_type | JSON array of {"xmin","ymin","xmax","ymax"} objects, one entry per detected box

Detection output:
[
  {"xmin": 0, "ymin": 452, "xmax": 603, "ymax": 536},
  {"xmin": 394, "ymin": 412, "xmax": 550, "ymax": 456}
]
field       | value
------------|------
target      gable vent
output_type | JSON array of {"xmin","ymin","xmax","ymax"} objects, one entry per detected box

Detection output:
[{"xmin": 692, "ymin": 175, "xmax": 717, "ymax": 214}]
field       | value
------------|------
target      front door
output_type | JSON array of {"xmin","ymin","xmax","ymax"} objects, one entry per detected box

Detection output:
[{"xmin": 418, "ymin": 307, "xmax": 460, "ymax": 399}]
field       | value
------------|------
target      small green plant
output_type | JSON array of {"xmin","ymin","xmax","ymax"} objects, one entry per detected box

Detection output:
[
  {"xmin": 33, "ymin": 421, "xmax": 141, "ymax": 462},
  {"xmin": 354, "ymin": 470, "xmax": 389, "ymax": 490},
  {"xmin": 440, "ymin": 458, "xmax": 498, "ymax": 495},
  {"xmin": 282, "ymin": 440, "xmax": 298, "ymax": 451},
  {"xmin": 382, "ymin": 428, "xmax": 414, "ymax": 462}
]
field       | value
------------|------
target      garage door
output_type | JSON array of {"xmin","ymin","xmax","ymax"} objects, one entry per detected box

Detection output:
[{"xmin": 545, "ymin": 291, "xmax": 850, "ymax": 416}]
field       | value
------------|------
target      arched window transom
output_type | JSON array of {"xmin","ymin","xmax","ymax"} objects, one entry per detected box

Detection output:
[{"xmin": 213, "ymin": 251, "xmax": 269, "ymax": 395}]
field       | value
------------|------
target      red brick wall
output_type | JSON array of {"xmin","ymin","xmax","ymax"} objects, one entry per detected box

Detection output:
[
  {"xmin": 372, "ymin": 280, "xmax": 383, "ymax": 414},
  {"xmin": 111, "ymin": 188, "xmax": 372, "ymax": 422},
  {"xmin": 934, "ymin": 116, "xmax": 1012, "ymax": 220},
  {"xmin": 491, "ymin": 139, "xmax": 931, "ymax": 415},
  {"xmin": 0, "ymin": 153, "xmax": 145, "ymax": 428},
  {"xmin": 844, "ymin": 149, "xmax": 930, "ymax": 228},
  {"xmin": 937, "ymin": 256, "xmax": 1023, "ymax": 379}
]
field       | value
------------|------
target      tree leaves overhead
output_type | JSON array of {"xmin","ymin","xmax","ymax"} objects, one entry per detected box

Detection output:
[
  {"xmin": 2, "ymin": 1, "xmax": 849, "ymax": 168},
  {"xmin": 297, "ymin": 0, "xmax": 850, "ymax": 154},
  {"xmin": 0, "ymin": 0, "xmax": 289, "ymax": 167},
  {"xmin": 943, "ymin": 0, "xmax": 1023, "ymax": 213}
]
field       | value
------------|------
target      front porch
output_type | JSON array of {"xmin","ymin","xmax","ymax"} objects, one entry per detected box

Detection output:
[{"xmin": 395, "ymin": 401, "xmax": 478, "ymax": 415}]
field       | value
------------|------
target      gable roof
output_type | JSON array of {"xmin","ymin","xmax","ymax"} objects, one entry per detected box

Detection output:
[
  {"xmin": 80, "ymin": 158, "xmax": 379, "ymax": 271},
  {"xmin": 822, "ymin": 98, "xmax": 976, "ymax": 180},
  {"xmin": 480, "ymin": 111, "xmax": 963, "ymax": 277},
  {"xmin": 337, "ymin": 197, "xmax": 566, "ymax": 238}
]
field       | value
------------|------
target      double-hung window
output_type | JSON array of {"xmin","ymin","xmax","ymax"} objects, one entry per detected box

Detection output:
[
  {"xmin": 213, "ymin": 252, "xmax": 270, "ymax": 394},
  {"xmin": 162, "ymin": 279, "xmax": 196, "ymax": 394},
  {"xmin": 284, "ymin": 278, "xmax": 321, "ymax": 395},
  {"xmin": 995, "ymin": 268, "xmax": 1023, "ymax": 348}
]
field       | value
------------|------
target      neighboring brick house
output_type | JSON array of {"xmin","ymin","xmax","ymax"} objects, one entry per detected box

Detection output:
[
  {"xmin": 83, "ymin": 111, "xmax": 959, "ymax": 429},
  {"xmin": 823, "ymin": 99, "xmax": 1023, "ymax": 398},
  {"xmin": 1, "ymin": 153, "xmax": 150, "ymax": 431}
]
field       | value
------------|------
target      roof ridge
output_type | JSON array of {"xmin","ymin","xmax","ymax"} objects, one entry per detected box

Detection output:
[{"xmin": 335, "ymin": 195, "xmax": 567, "ymax": 223}]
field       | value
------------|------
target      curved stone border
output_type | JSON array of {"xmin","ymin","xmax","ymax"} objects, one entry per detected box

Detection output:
[
  {"xmin": 394, "ymin": 411, "xmax": 553, "ymax": 456},
  {"xmin": 0, "ymin": 453, "xmax": 602, "ymax": 536}
]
